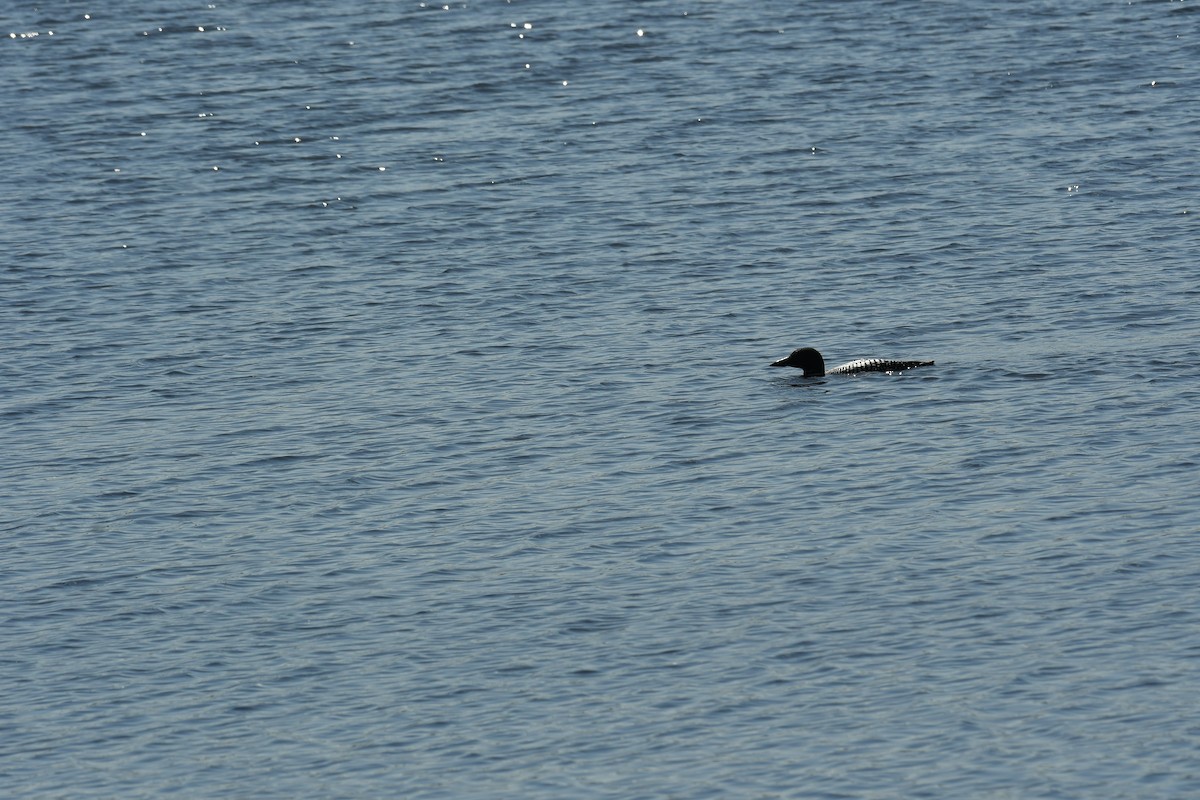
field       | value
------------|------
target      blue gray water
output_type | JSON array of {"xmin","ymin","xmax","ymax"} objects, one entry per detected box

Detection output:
[{"xmin": 4, "ymin": 2, "xmax": 1200, "ymax": 797}]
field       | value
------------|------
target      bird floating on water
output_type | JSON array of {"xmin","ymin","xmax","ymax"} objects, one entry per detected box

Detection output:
[{"xmin": 770, "ymin": 347, "xmax": 934, "ymax": 377}]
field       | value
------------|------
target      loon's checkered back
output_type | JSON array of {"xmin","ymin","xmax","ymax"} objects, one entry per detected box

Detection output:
[{"xmin": 826, "ymin": 358, "xmax": 934, "ymax": 375}]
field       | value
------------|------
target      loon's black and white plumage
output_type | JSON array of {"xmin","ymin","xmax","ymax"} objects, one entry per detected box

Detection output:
[{"xmin": 770, "ymin": 347, "xmax": 934, "ymax": 377}]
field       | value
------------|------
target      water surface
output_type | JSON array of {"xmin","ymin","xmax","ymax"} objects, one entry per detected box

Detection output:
[{"xmin": 4, "ymin": 2, "xmax": 1200, "ymax": 797}]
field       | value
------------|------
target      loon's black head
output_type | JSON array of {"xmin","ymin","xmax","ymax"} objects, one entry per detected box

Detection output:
[{"xmin": 770, "ymin": 347, "xmax": 825, "ymax": 377}]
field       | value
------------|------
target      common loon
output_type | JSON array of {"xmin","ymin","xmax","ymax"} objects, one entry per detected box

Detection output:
[{"xmin": 770, "ymin": 347, "xmax": 934, "ymax": 377}]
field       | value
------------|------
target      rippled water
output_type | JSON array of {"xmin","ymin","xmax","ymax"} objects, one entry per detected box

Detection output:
[{"xmin": 4, "ymin": 2, "xmax": 1200, "ymax": 797}]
